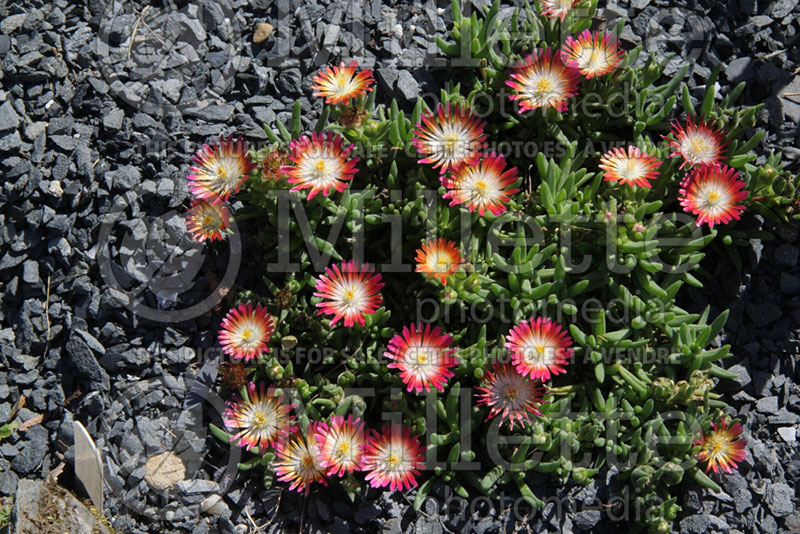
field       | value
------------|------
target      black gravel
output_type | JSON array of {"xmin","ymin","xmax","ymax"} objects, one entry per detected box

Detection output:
[{"xmin": 0, "ymin": 0, "xmax": 798, "ymax": 533}]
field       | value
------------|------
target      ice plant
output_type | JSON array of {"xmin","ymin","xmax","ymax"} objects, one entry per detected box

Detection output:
[
  {"xmin": 411, "ymin": 103, "xmax": 487, "ymax": 174},
  {"xmin": 476, "ymin": 362, "xmax": 544, "ymax": 430},
  {"xmin": 222, "ymin": 382, "xmax": 294, "ymax": 453},
  {"xmin": 313, "ymin": 260, "xmax": 384, "ymax": 327},
  {"xmin": 311, "ymin": 60, "xmax": 375, "ymax": 106},
  {"xmin": 281, "ymin": 131, "xmax": 360, "ymax": 200},
  {"xmin": 185, "ymin": 197, "xmax": 232, "ymax": 242},
  {"xmin": 562, "ymin": 30, "xmax": 625, "ymax": 79},
  {"xmin": 384, "ymin": 323, "xmax": 458, "ymax": 393},
  {"xmin": 218, "ymin": 303, "xmax": 275, "ymax": 361},
  {"xmin": 693, "ymin": 419, "xmax": 747, "ymax": 474},
  {"xmin": 664, "ymin": 117, "xmax": 728, "ymax": 169},
  {"xmin": 415, "ymin": 238, "xmax": 464, "ymax": 284},
  {"xmin": 679, "ymin": 164, "xmax": 748, "ymax": 228},
  {"xmin": 442, "ymin": 152, "xmax": 520, "ymax": 215},
  {"xmin": 506, "ymin": 48, "xmax": 580, "ymax": 112},
  {"xmin": 274, "ymin": 424, "xmax": 328, "ymax": 495},
  {"xmin": 363, "ymin": 424, "xmax": 425, "ymax": 491},
  {"xmin": 187, "ymin": 135, "xmax": 256, "ymax": 200},
  {"xmin": 539, "ymin": 0, "xmax": 580, "ymax": 20},
  {"xmin": 598, "ymin": 146, "xmax": 662, "ymax": 188},
  {"xmin": 314, "ymin": 415, "xmax": 366, "ymax": 477},
  {"xmin": 505, "ymin": 317, "xmax": 573, "ymax": 381}
]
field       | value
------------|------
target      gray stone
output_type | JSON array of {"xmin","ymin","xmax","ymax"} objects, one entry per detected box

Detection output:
[
  {"xmin": 109, "ymin": 166, "xmax": 141, "ymax": 190},
  {"xmin": 734, "ymin": 488, "xmax": 752, "ymax": 513},
  {"xmin": 11, "ymin": 426, "xmax": 49, "ymax": 474},
  {"xmin": 0, "ymin": 101, "xmax": 20, "ymax": 132},
  {"xmin": 778, "ymin": 426, "xmax": 797, "ymax": 442},
  {"xmin": 766, "ymin": 482, "xmax": 794, "ymax": 517},
  {"xmin": 24, "ymin": 121, "xmax": 47, "ymax": 141},
  {"xmin": 276, "ymin": 68, "xmax": 303, "ymax": 95},
  {"xmin": 746, "ymin": 303, "xmax": 782, "ymax": 326},
  {"xmin": 22, "ymin": 260, "xmax": 40, "ymax": 285},
  {"xmin": 756, "ymin": 395, "xmax": 779, "ymax": 414},
  {"xmin": 770, "ymin": 0, "xmax": 800, "ymax": 16},
  {"xmin": 185, "ymin": 104, "xmax": 235, "ymax": 122},
  {"xmin": 574, "ymin": 509, "xmax": 601, "ymax": 531},
  {"xmin": 395, "ymin": 70, "xmax": 420, "ymax": 102},
  {"xmin": 783, "ymin": 77, "xmax": 800, "ymax": 123},
  {"xmin": 1, "ymin": 14, "xmax": 26, "ymax": 34},
  {"xmin": 750, "ymin": 15, "xmax": 773, "ymax": 27},
  {"xmin": 679, "ymin": 514, "xmax": 729, "ymax": 534},
  {"xmin": 65, "ymin": 336, "xmax": 110, "ymax": 391},
  {"xmin": 719, "ymin": 364, "xmax": 751, "ymax": 392},
  {"xmin": 103, "ymin": 108, "xmax": 125, "ymax": 130},
  {"xmin": 0, "ymin": 468, "xmax": 18, "ymax": 495},
  {"xmin": 781, "ymin": 273, "xmax": 800, "ymax": 295},
  {"xmin": 177, "ymin": 479, "xmax": 220, "ymax": 494},
  {"xmin": 726, "ymin": 57, "xmax": 754, "ymax": 82},
  {"xmin": 774, "ymin": 244, "xmax": 799, "ymax": 268}
]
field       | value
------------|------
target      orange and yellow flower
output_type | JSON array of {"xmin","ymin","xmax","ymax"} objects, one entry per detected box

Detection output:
[
  {"xmin": 314, "ymin": 415, "xmax": 366, "ymax": 477},
  {"xmin": 186, "ymin": 197, "xmax": 232, "ymax": 242},
  {"xmin": 678, "ymin": 164, "xmax": 748, "ymax": 228},
  {"xmin": 506, "ymin": 48, "xmax": 580, "ymax": 113},
  {"xmin": 664, "ymin": 117, "xmax": 728, "ymax": 169},
  {"xmin": 363, "ymin": 424, "xmax": 425, "ymax": 492},
  {"xmin": 311, "ymin": 61, "xmax": 375, "ymax": 106},
  {"xmin": 223, "ymin": 382, "xmax": 294, "ymax": 453},
  {"xmin": 598, "ymin": 146, "xmax": 662, "ymax": 188},
  {"xmin": 540, "ymin": 0, "xmax": 580, "ymax": 20},
  {"xmin": 411, "ymin": 103, "xmax": 487, "ymax": 174},
  {"xmin": 505, "ymin": 317, "xmax": 573, "ymax": 381},
  {"xmin": 415, "ymin": 238, "xmax": 463, "ymax": 284},
  {"xmin": 384, "ymin": 323, "xmax": 458, "ymax": 393},
  {"xmin": 313, "ymin": 260, "xmax": 384, "ymax": 327},
  {"xmin": 693, "ymin": 418, "xmax": 747, "ymax": 474},
  {"xmin": 218, "ymin": 303, "xmax": 276, "ymax": 361},
  {"xmin": 476, "ymin": 362, "xmax": 545, "ymax": 430},
  {"xmin": 274, "ymin": 425, "xmax": 328, "ymax": 495},
  {"xmin": 442, "ymin": 152, "xmax": 520, "ymax": 215},
  {"xmin": 281, "ymin": 131, "xmax": 360, "ymax": 200},
  {"xmin": 187, "ymin": 135, "xmax": 256, "ymax": 200},
  {"xmin": 562, "ymin": 30, "xmax": 625, "ymax": 79}
]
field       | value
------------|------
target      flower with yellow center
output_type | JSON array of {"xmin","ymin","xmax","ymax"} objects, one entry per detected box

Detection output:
[
  {"xmin": 562, "ymin": 30, "xmax": 625, "ymax": 79},
  {"xmin": 506, "ymin": 48, "xmax": 580, "ymax": 112},
  {"xmin": 217, "ymin": 303, "xmax": 276, "ymax": 361},
  {"xmin": 310, "ymin": 61, "xmax": 375, "ymax": 106},
  {"xmin": 598, "ymin": 146, "xmax": 662, "ymax": 188},
  {"xmin": 363, "ymin": 424, "xmax": 425, "ymax": 491},
  {"xmin": 678, "ymin": 164, "xmax": 748, "ymax": 228},
  {"xmin": 664, "ymin": 116, "xmax": 728, "ymax": 169},
  {"xmin": 187, "ymin": 135, "xmax": 256, "ymax": 200},
  {"xmin": 415, "ymin": 238, "xmax": 464, "ymax": 284},
  {"xmin": 314, "ymin": 415, "xmax": 366, "ymax": 477},
  {"xmin": 505, "ymin": 316, "xmax": 574, "ymax": 381},
  {"xmin": 281, "ymin": 131, "xmax": 360, "ymax": 200},
  {"xmin": 443, "ymin": 152, "xmax": 520, "ymax": 215},
  {"xmin": 222, "ymin": 382, "xmax": 294, "ymax": 453},
  {"xmin": 693, "ymin": 418, "xmax": 747, "ymax": 473},
  {"xmin": 274, "ymin": 425, "xmax": 328, "ymax": 495},
  {"xmin": 313, "ymin": 260, "xmax": 384, "ymax": 327},
  {"xmin": 385, "ymin": 323, "xmax": 458, "ymax": 393},
  {"xmin": 185, "ymin": 197, "xmax": 232, "ymax": 242},
  {"xmin": 411, "ymin": 103, "xmax": 487, "ymax": 174}
]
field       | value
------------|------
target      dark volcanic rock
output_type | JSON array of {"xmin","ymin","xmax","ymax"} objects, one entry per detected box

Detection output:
[{"xmin": 65, "ymin": 335, "xmax": 110, "ymax": 391}]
